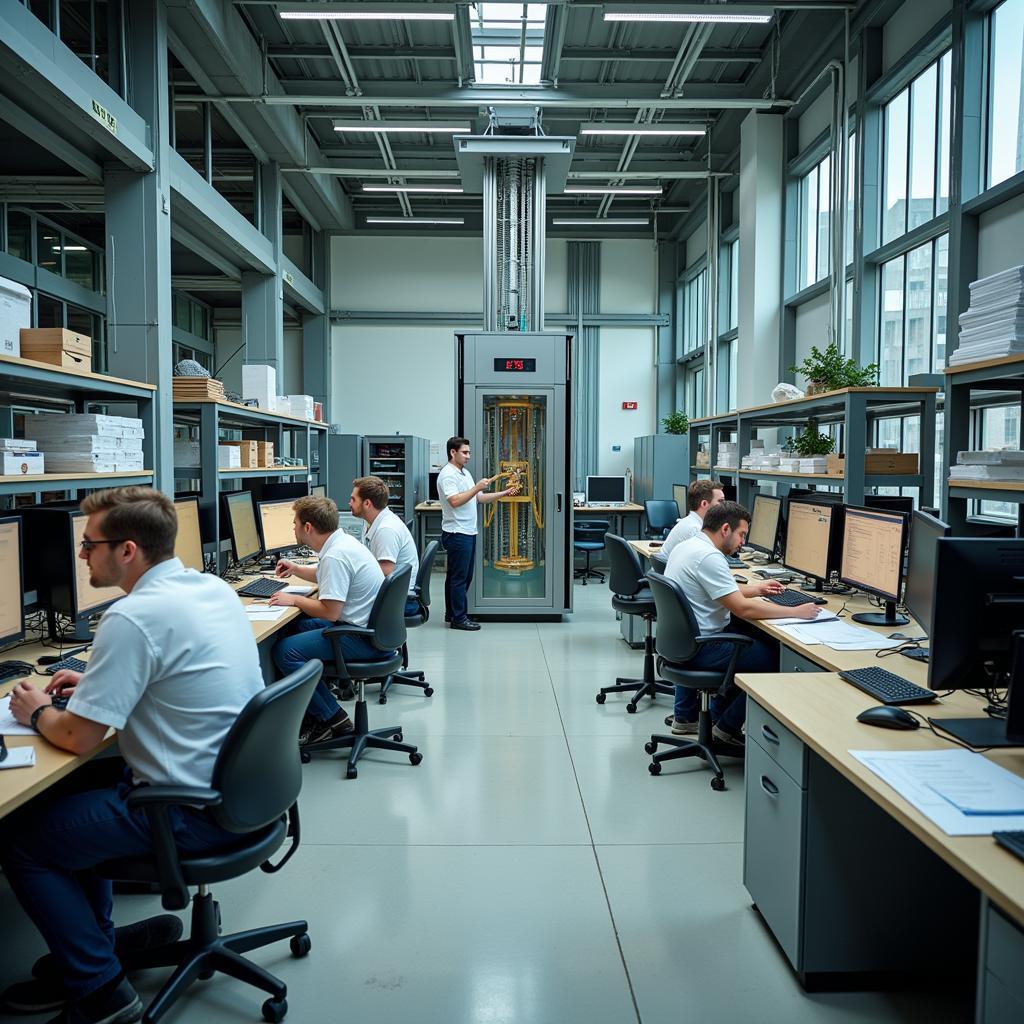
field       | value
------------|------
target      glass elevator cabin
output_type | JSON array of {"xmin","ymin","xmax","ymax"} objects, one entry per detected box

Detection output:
[{"xmin": 453, "ymin": 111, "xmax": 574, "ymax": 619}]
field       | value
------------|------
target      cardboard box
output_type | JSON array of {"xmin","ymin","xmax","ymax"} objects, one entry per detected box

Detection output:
[
  {"xmin": 287, "ymin": 395, "xmax": 314, "ymax": 421},
  {"xmin": 827, "ymin": 453, "xmax": 920, "ymax": 475},
  {"xmin": 0, "ymin": 277, "xmax": 30, "ymax": 359},
  {"xmin": 2, "ymin": 451, "xmax": 44, "ymax": 475},
  {"xmin": 220, "ymin": 440, "xmax": 260, "ymax": 468},
  {"xmin": 256, "ymin": 441, "xmax": 274, "ymax": 467},
  {"xmin": 19, "ymin": 328, "xmax": 92, "ymax": 371},
  {"xmin": 218, "ymin": 445, "xmax": 241, "ymax": 469},
  {"xmin": 242, "ymin": 364, "xmax": 277, "ymax": 412}
]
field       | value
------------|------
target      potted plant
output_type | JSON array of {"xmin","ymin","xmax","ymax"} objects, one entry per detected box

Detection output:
[
  {"xmin": 662, "ymin": 411, "xmax": 689, "ymax": 435},
  {"xmin": 790, "ymin": 342, "xmax": 879, "ymax": 395},
  {"xmin": 784, "ymin": 421, "xmax": 836, "ymax": 457}
]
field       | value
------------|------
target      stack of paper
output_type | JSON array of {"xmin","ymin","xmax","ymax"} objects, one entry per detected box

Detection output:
[
  {"xmin": 949, "ymin": 265, "xmax": 1024, "ymax": 366},
  {"xmin": 773, "ymin": 618, "xmax": 903, "ymax": 650},
  {"xmin": 950, "ymin": 449, "xmax": 1024, "ymax": 482},
  {"xmin": 23, "ymin": 413, "xmax": 145, "ymax": 473}
]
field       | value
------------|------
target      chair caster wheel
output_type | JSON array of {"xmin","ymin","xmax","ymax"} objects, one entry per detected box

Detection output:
[
  {"xmin": 299, "ymin": 751, "xmax": 311, "ymax": 764},
  {"xmin": 711, "ymin": 777, "xmax": 726, "ymax": 791},
  {"xmin": 626, "ymin": 703, "xmax": 637, "ymax": 714},
  {"xmin": 644, "ymin": 741, "xmax": 657, "ymax": 755},
  {"xmin": 290, "ymin": 933, "xmax": 311, "ymax": 958},
  {"xmin": 346, "ymin": 767, "xmax": 358, "ymax": 780},
  {"xmin": 378, "ymin": 695, "xmax": 387, "ymax": 705},
  {"xmin": 392, "ymin": 732, "xmax": 403, "ymax": 742},
  {"xmin": 410, "ymin": 752, "xmax": 423, "ymax": 766},
  {"xmin": 648, "ymin": 762, "xmax": 662, "ymax": 776},
  {"xmin": 424, "ymin": 687, "xmax": 434, "ymax": 697},
  {"xmin": 595, "ymin": 692, "xmax": 606, "ymax": 704},
  {"xmin": 262, "ymin": 997, "xmax": 288, "ymax": 1022},
  {"xmin": 199, "ymin": 969, "xmax": 214, "ymax": 981}
]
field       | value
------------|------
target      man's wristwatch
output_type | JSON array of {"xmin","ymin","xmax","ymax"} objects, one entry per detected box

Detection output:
[{"xmin": 30, "ymin": 704, "xmax": 51, "ymax": 734}]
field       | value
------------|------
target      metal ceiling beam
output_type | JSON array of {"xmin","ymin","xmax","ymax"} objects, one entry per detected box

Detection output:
[
  {"xmin": 283, "ymin": 164, "xmax": 716, "ymax": 179},
  {"xmin": 560, "ymin": 47, "xmax": 762, "ymax": 63},
  {"xmin": 171, "ymin": 223, "xmax": 244, "ymax": 281},
  {"xmin": 0, "ymin": 96, "xmax": 104, "ymax": 183}
]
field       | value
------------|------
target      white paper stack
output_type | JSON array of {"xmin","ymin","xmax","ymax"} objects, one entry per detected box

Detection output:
[
  {"xmin": 950, "ymin": 448, "xmax": 1024, "ymax": 482},
  {"xmin": 0, "ymin": 438, "xmax": 36, "ymax": 453},
  {"xmin": 717, "ymin": 441, "xmax": 738, "ymax": 468},
  {"xmin": 23, "ymin": 414, "xmax": 146, "ymax": 473},
  {"xmin": 779, "ymin": 457, "xmax": 802, "ymax": 472},
  {"xmin": 218, "ymin": 444, "xmax": 241, "ymax": 469},
  {"xmin": 799, "ymin": 457, "xmax": 830, "ymax": 473},
  {"xmin": 241, "ymin": 364, "xmax": 277, "ymax": 412},
  {"xmin": 949, "ymin": 265, "xmax": 1024, "ymax": 366},
  {"xmin": 287, "ymin": 395, "xmax": 315, "ymax": 421}
]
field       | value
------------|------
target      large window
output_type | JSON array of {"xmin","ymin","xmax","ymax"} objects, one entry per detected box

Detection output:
[
  {"xmin": 682, "ymin": 268, "xmax": 707, "ymax": 354},
  {"xmin": 882, "ymin": 52, "xmax": 951, "ymax": 244},
  {"xmin": 471, "ymin": 3, "xmax": 545, "ymax": 84},
  {"xmin": 727, "ymin": 238, "xmax": 739, "ymax": 330},
  {"xmin": 978, "ymin": 405, "xmax": 1022, "ymax": 519},
  {"xmin": 798, "ymin": 155, "xmax": 831, "ymax": 289},
  {"xmin": 987, "ymin": 0, "xmax": 1024, "ymax": 188}
]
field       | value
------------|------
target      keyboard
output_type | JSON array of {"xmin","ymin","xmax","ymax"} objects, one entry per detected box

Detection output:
[
  {"xmin": 726, "ymin": 556, "xmax": 745, "ymax": 568},
  {"xmin": 237, "ymin": 577, "xmax": 288, "ymax": 599},
  {"xmin": 44, "ymin": 657, "xmax": 89, "ymax": 676},
  {"xmin": 994, "ymin": 831, "xmax": 1024, "ymax": 863},
  {"xmin": 765, "ymin": 589, "xmax": 822, "ymax": 607},
  {"xmin": 0, "ymin": 660, "xmax": 33, "ymax": 683},
  {"xmin": 838, "ymin": 666, "xmax": 937, "ymax": 706}
]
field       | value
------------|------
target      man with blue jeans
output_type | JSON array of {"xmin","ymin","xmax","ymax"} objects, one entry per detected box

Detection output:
[
  {"xmin": 664, "ymin": 501, "xmax": 819, "ymax": 747},
  {"xmin": 271, "ymin": 495, "xmax": 391, "ymax": 745}
]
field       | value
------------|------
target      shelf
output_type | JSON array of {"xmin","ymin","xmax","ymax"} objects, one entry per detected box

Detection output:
[
  {"xmin": 172, "ymin": 398, "xmax": 326, "ymax": 430},
  {"xmin": 0, "ymin": 470, "xmax": 154, "ymax": 496},
  {"xmin": 948, "ymin": 479, "xmax": 1024, "ymax": 501},
  {"xmin": 737, "ymin": 386, "xmax": 938, "ymax": 419},
  {"xmin": 217, "ymin": 465, "xmax": 309, "ymax": 479},
  {"xmin": 0, "ymin": 353, "xmax": 155, "ymax": 400},
  {"xmin": 944, "ymin": 353, "xmax": 1024, "ymax": 377}
]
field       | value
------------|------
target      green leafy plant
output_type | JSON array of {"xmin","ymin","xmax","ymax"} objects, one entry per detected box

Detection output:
[
  {"xmin": 662, "ymin": 411, "xmax": 689, "ymax": 435},
  {"xmin": 790, "ymin": 342, "xmax": 879, "ymax": 392},
  {"xmin": 784, "ymin": 422, "xmax": 836, "ymax": 457}
]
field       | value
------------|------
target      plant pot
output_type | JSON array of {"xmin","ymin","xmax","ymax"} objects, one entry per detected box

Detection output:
[{"xmin": 805, "ymin": 381, "xmax": 829, "ymax": 396}]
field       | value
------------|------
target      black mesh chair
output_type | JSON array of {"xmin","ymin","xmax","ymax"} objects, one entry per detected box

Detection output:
[
  {"xmin": 303, "ymin": 565, "xmax": 423, "ymax": 779},
  {"xmin": 573, "ymin": 519, "xmax": 609, "ymax": 584},
  {"xmin": 96, "ymin": 660, "xmax": 324, "ymax": 1024},
  {"xmin": 644, "ymin": 571, "xmax": 752, "ymax": 790},
  {"xmin": 595, "ymin": 535, "xmax": 674, "ymax": 713},
  {"xmin": 379, "ymin": 540, "xmax": 439, "ymax": 704},
  {"xmin": 644, "ymin": 499, "xmax": 680, "ymax": 539}
]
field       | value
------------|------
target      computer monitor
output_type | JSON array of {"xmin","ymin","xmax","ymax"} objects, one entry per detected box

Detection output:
[
  {"xmin": 311, "ymin": 485, "xmax": 326, "ymax": 499},
  {"xmin": 256, "ymin": 499, "xmax": 298, "ymax": 556},
  {"xmin": 428, "ymin": 471, "xmax": 440, "ymax": 502},
  {"xmin": 259, "ymin": 482, "xmax": 309, "ymax": 503},
  {"xmin": 782, "ymin": 498, "xmax": 842, "ymax": 591},
  {"xmin": 221, "ymin": 490, "xmax": 261, "ymax": 564},
  {"xmin": 864, "ymin": 494, "xmax": 914, "ymax": 515},
  {"xmin": 747, "ymin": 493, "xmax": 782, "ymax": 557},
  {"xmin": 672, "ymin": 483, "xmax": 688, "ymax": 514},
  {"xmin": 173, "ymin": 497, "xmax": 205, "ymax": 573},
  {"xmin": 927, "ymin": 538, "xmax": 1024, "ymax": 748},
  {"xmin": 585, "ymin": 476, "xmax": 628, "ymax": 505},
  {"xmin": 902, "ymin": 509, "xmax": 950, "ymax": 637},
  {"xmin": 839, "ymin": 505, "xmax": 909, "ymax": 626},
  {"xmin": 71, "ymin": 513, "xmax": 125, "ymax": 617},
  {"xmin": 0, "ymin": 517, "xmax": 25, "ymax": 649}
]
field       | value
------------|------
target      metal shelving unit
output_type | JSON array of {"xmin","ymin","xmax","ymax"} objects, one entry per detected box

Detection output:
[
  {"xmin": 687, "ymin": 412, "xmax": 738, "ymax": 477},
  {"xmin": 363, "ymin": 435, "xmax": 429, "ymax": 522}
]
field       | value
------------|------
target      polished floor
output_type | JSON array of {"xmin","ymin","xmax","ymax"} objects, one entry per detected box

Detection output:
[{"xmin": 0, "ymin": 583, "xmax": 970, "ymax": 1023}]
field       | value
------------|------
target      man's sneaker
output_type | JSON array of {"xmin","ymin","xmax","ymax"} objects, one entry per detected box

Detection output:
[
  {"xmin": 47, "ymin": 977, "xmax": 142, "ymax": 1024},
  {"xmin": 1, "ymin": 978, "xmax": 66, "ymax": 1014},
  {"xmin": 299, "ymin": 710, "xmax": 353, "ymax": 746},
  {"xmin": 712, "ymin": 724, "xmax": 746, "ymax": 755},
  {"xmin": 667, "ymin": 716, "xmax": 698, "ymax": 735},
  {"xmin": 450, "ymin": 619, "xmax": 480, "ymax": 631}
]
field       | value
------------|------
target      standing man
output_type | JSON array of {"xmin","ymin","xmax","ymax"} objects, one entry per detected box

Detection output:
[
  {"xmin": 437, "ymin": 436, "xmax": 515, "ymax": 631},
  {"xmin": 271, "ymin": 495, "xmax": 390, "ymax": 745},
  {"xmin": 660, "ymin": 478, "xmax": 725, "ymax": 559},
  {"xmin": 349, "ymin": 475, "xmax": 420, "ymax": 616}
]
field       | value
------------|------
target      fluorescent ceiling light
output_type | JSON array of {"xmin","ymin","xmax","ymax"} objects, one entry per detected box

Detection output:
[
  {"xmin": 334, "ymin": 120, "xmax": 471, "ymax": 134},
  {"xmin": 366, "ymin": 217, "xmax": 465, "ymax": 225},
  {"xmin": 362, "ymin": 185, "xmax": 465, "ymax": 194},
  {"xmin": 563, "ymin": 186, "xmax": 663, "ymax": 196},
  {"xmin": 53, "ymin": 244, "xmax": 88, "ymax": 251},
  {"xmin": 280, "ymin": 4, "xmax": 455, "ymax": 20},
  {"xmin": 552, "ymin": 218, "xmax": 650, "ymax": 226},
  {"xmin": 580, "ymin": 122, "xmax": 705, "ymax": 137},
  {"xmin": 603, "ymin": 4, "xmax": 773, "ymax": 24}
]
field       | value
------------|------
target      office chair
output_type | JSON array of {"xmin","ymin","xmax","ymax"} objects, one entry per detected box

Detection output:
[
  {"xmin": 649, "ymin": 551, "xmax": 668, "ymax": 574},
  {"xmin": 303, "ymin": 565, "xmax": 422, "ymax": 779},
  {"xmin": 96, "ymin": 661, "xmax": 323, "ymax": 1024},
  {"xmin": 644, "ymin": 572, "xmax": 752, "ymax": 791},
  {"xmin": 573, "ymin": 519, "xmax": 609, "ymax": 585},
  {"xmin": 644, "ymin": 499, "xmax": 680, "ymax": 539},
  {"xmin": 595, "ymin": 535, "xmax": 674, "ymax": 713},
  {"xmin": 379, "ymin": 540, "xmax": 439, "ymax": 703}
]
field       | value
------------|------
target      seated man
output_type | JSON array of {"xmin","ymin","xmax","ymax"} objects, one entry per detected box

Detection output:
[
  {"xmin": 348, "ymin": 475, "xmax": 420, "ymax": 617},
  {"xmin": 664, "ymin": 500, "xmax": 818, "ymax": 746},
  {"xmin": 1, "ymin": 486, "xmax": 263, "ymax": 1024},
  {"xmin": 271, "ymin": 495, "xmax": 390, "ymax": 745},
  {"xmin": 660, "ymin": 478, "xmax": 725, "ymax": 559}
]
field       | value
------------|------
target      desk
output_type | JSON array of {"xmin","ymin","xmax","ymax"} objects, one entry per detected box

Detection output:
[
  {"xmin": 230, "ymin": 571, "xmax": 311, "ymax": 680},
  {"xmin": 574, "ymin": 502, "xmax": 645, "ymax": 541},
  {"xmin": 737, "ymin": 672, "xmax": 1024, "ymax": 1019}
]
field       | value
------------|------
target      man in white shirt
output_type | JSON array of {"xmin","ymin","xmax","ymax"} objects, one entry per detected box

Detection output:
[
  {"xmin": 663, "ymin": 500, "xmax": 818, "ymax": 745},
  {"xmin": 436, "ymin": 435, "xmax": 516, "ymax": 631},
  {"xmin": 660, "ymin": 478, "xmax": 725, "ymax": 559},
  {"xmin": 348, "ymin": 475, "xmax": 420, "ymax": 617},
  {"xmin": 3, "ymin": 486, "xmax": 262, "ymax": 1024},
  {"xmin": 271, "ymin": 495, "xmax": 389, "ymax": 744}
]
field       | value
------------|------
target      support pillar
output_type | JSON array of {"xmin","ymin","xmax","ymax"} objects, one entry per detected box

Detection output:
[{"xmin": 242, "ymin": 161, "xmax": 284, "ymax": 374}]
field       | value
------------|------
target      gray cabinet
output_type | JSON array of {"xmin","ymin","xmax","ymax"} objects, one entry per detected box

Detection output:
[
  {"xmin": 326, "ymin": 433, "xmax": 362, "ymax": 505},
  {"xmin": 978, "ymin": 900, "xmax": 1024, "ymax": 1024},
  {"xmin": 363, "ymin": 435, "xmax": 429, "ymax": 523},
  {"xmin": 633, "ymin": 434, "xmax": 689, "ymax": 505}
]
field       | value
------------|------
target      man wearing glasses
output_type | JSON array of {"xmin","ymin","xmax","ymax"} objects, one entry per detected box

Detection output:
[{"xmin": 1, "ymin": 487, "xmax": 263, "ymax": 1024}]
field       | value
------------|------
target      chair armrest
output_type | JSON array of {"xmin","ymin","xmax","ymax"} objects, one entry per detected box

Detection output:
[
  {"xmin": 693, "ymin": 633, "xmax": 753, "ymax": 696},
  {"xmin": 322, "ymin": 623, "xmax": 375, "ymax": 679},
  {"xmin": 261, "ymin": 804, "xmax": 300, "ymax": 875},
  {"xmin": 125, "ymin": 787, "xmax": 221, "ymax": 809}
]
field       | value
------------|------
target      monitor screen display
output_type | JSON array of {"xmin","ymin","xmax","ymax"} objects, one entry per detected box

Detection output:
[
  {"xmin": 585, "ymin": 476, "xmax": 627, "ymax": 504},
  {"xmin": 903, "ymin": 510, "xmax": 950, "ymax": 632},
  {"xmin": 72, "ymin": 513, "xmax": 125, "ymax": 615},
  {"xmin": 257, "ymin": 500, "xmax": 298, "ymax": 554},
  {"xmin": 173, "ymin": 498, "xmax": 205, "ymax": 573},
  {"xmin": 0, "ymin": 517, "xmax": 24, "ymax": 647},
  {"xmin": 311, "ymin": 485, "xmax": 326, "ymax": 498},
  {"xmin": 672, "ymin": 484, "xmax": 688, "ymax": 514},
  {"xmin": 840, "ymin": 506, "xmax": 907, "ymax": 603},
  {"xmin": 224, "ymin": 491, "xmax": 261, "ymax": 563},
  {"xmin": 783, "ymin": 500, "xmax": 835, "ymax": 581},
  {"xmin": 747, "ymin": 494, "xmax": 781, "ymax": 554}
]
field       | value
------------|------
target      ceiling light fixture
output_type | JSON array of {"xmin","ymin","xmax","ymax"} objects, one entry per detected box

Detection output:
[
  {"xmin": 563, "ymin": 186, "xmax": 663, "ymax": 196},
  {"xmin": 603, "ymin": 4, "xmax": 773, "ymax": 24},
  {"xmin": 579, "ymin": 122, "xmax": 705, "ymax": 137},
  {"xmin": 366, "ymin": 217, "xmax": 465, "ymax": 225},
  {"xmin": 551, "ymin": 218, "xmax": 650, "ymax": 226},
  {"xmin": 334, "ymin": 120, "xmax": 471, "ymax": 134},
  {"xmin": 362, "ymin": 185, "xmax": 465, "ymax": 194},
  {"xmin": 279, "ymin": 4, "xmax": 455, "ymax": 21}
]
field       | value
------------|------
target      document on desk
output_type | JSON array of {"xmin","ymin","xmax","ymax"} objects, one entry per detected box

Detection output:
[
  {"xmin": 282, "ymin": 585, "xmax": 313, "ymax": 595},
  {"xmin": 773, "ymin": 619, "xmax": 902, "ymax": 650},
  {"xmin": 0, "ymin": 695, "xmax": 37, "ymax": 737},
  {"xmin": 771, "ymin": 609, "xmax": 838, "ymax": 626},
  {"xmin": 850, "ymin": 749, "xmax": 1024, "ymax": 835},
  {"xmin": 244, "ymin": 606, "xmax": 290, "ymax": 622},
  {"xmin": 0, "ymin": 745, "xmax": 35, "ymax": 769}
]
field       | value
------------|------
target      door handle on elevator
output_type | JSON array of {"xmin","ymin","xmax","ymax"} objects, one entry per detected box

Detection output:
[{"xmin": 556, "ymin": 493, "xmax": 562, "ymax": 513}]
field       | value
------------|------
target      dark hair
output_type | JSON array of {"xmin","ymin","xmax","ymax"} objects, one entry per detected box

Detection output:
[
  {"xmin": 80, "ymin": 486, "xmax": 176, "ymax": 563},
  {"xmin": 353, "ymin": 475, "xmax": 389, "ymax": 510},
  {"xmin": 688, "ymin": 478, "xmax": 724, "ymax": 510},
  {"xmin": 702, "ymin": 500, "xmax": 750, "ymax": 535},
  {"xmin": 292, "ymin": 495, "xmax": 339, "ymax": 535},
  {"xmin": 446, "ymin": 436, "xmax": 470, "ymax": 460}
]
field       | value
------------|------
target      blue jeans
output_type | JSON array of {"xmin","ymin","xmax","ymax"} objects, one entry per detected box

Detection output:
[
  {"xmin": 405, "ymin": 596, "xmax": 421, "ymax": 617},
  {"xmin": 0, "ymin": 759, "xmax": 237, "ymax": 999},
  {"xmin": 441, "ymin": 531, "xmax": 475, "ymax": 624},
  {"xmin": 673, "ymin": 620, "xmax": 777, "ymax": 736},
  {"xmin": 273, "ymin": 617, "xmax": 394, "ymax": 722}
]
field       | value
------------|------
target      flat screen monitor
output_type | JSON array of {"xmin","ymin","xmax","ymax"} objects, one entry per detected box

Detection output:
[
  {"xmin": 903, "ymin": 509, "xmax": 950, "ymax": 634},
  {"xmin": 747, "ymin": 494, "xmax": 782, "ymax": 556},
  {"xmin": 256, "ymin": 499, "xmax": 298, "ymax": 555},
  {"xmin": 260, "ymin": 482, "xmax": 309, "ymax": 503},
  {"xmin": 173, "ymin": 498, "xmax": 205, "ymax": 573},
  {"xmin": 311, "ymin": 485, "xmax": 326, "ymax": 498},
  {"xmin": 0, "ymin": 517, "xmax": 25, "ymax": 648},
  {"xmin": 222, "ymin": 490, "xmax": 261, "ymax": 564},
  {"xmin": 839, "ymin": 506, "xmax": 909, "ymax": 626},
  {"xmin": 585, "ymin": 476, "xmax": 628, "ymax": 505},
  {"xmin": 428, "ymin": 472, "xmax": 440, "ymax": 501},
  {"xmin": 864, "ymin": 494, "xmax": 914, "ymax": 515},
  {"xmin": 71, "ymin": 513, "xmax": 125, "ymax": 616},
  {"xmin": 672, "ymin": 483, "xmax": 688, "ymax": 514},
  {"xmin": 782, "ymin": 499, "xmax": 842, "ymax": 590}
]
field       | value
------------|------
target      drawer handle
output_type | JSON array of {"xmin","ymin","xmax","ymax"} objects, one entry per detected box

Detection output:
[
  {"xmin": 760, "ymin": 724, "xmax": 780, "ymax": 745},
  {"xmin": 760, "ymin": 775, "xmax": 779, "ymax": 798}
]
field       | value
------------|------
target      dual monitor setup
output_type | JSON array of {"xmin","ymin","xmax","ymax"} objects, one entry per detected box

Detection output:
[{"xmin": 221, "ymin": 483, "xmax": 326, "ymax": 569}]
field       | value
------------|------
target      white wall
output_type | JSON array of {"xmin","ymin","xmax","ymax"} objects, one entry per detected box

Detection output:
[
  {"xmin": 212, "ymin": 323, "xmax": 303, "ymax": 398},
  {"xmin": 600, "ymin": 239, "xmax": 656, "ymax": 313},
  {"xmin": 598, "ymin": 328, "xmax": 656, "ymax": 476},
  {"xmin": 798, "ymin": 88, "xmax": 834, "ymax": 152},
  {"xmin": 883, "ymin": 0, "xmax": 952, "ymax": 72},
  {"xmin": 977, "ymin": 192, "xmax": 1024, "ymax": 279},
  {"xmin": 684, "ymin": 226, "xmax": 707, "ymax": 269}
]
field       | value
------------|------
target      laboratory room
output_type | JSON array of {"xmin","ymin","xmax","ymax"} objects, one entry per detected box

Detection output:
[{"xmin": 1, "ymin": 1, "xmax": 1023, "ymax": 1022}]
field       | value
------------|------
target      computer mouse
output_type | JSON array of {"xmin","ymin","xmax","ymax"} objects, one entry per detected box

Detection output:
[
  {"xmin": 734, "ymin": 574, "xmax": 748, "ymax": 584},
  {"xmin": 856, "ymin": 705, "xmax": 920, "ymax": 730}
]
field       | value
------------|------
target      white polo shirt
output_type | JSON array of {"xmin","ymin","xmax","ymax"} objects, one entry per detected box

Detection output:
[
  {"xmin": 663, "ymin": 531, "xmax": 738, "ymax": 635},
  {"xmin": 365, "ymin": 506, "xmax": 418, "ymax": 594},
  {"xmin": 437, "ymin": 462, "xmax": 478, "ymax": 536},
  {"xmin": 67, "ymin": 558, "xmax": 262, "ymax": 789},
  {"xmin": 661, "ymin": 510, "xmax": 703, "ymax": 558},
  {"xmin": 317, "ymin": 528, "xmax": 384, "ymax": 627}
]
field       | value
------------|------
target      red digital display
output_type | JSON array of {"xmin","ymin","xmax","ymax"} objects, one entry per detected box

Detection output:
[{"xmin": 493, "ymin": 357, "xmax": 536, "ymax": 372}]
